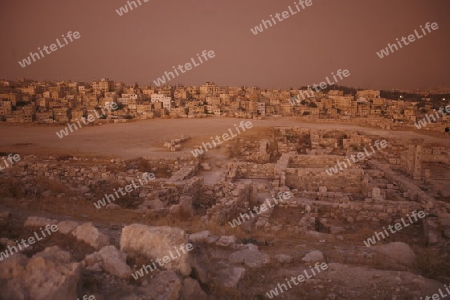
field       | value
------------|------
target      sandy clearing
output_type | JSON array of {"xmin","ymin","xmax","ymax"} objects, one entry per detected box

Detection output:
[{"xmin": 0, "ymin": 117, "xmax": 448, "ymax": 159}]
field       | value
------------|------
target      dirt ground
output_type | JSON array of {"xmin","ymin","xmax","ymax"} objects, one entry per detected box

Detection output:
[{"xmin": 0, "ymin": 117, "xmax": 448, "ymax": 159}]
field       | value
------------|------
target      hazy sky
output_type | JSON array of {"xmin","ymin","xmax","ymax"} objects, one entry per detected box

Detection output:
[{"xmin": 1, "ymin": 0, "xmax": 449, "ymax": 90}]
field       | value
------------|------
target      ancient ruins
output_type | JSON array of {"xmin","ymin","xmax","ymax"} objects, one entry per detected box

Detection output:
[{"xmin": 0, "ymin": 125, "xmax": 449, "ymax": 299}]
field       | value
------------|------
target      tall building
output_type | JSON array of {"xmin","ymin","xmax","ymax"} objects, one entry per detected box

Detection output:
[
  {"xmin": 200, "ymin": 82, "xmax": 219, "ymax": 95},
  {"xmin": 151, "ymin": 94, "xmax": 171, "ymax": 111},
  {"xmin": 92, "ymin": 78, "xmax": 114, "ymax": 94}
]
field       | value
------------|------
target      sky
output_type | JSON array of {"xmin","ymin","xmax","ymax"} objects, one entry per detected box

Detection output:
[{"xmin": 0, "ymin": 0, "xmax": 449, "ymax": 90}]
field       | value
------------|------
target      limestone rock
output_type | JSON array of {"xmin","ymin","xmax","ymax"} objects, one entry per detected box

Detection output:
[
  {"xmin": 214, "ymin": 266, "xmax": 245, "ymax": 288},
  {"xmin": 146, "ymin": 199, "xmax": 164, "ymax": 210},
  {"xmin": 200, "ymin": 163, "xmax": 211, "ymax": 171},
  {"xmin": 56, "ymin": 220, "xmax": 79, "ymax": 235},
  {"xmin": 302, "ymin": 250, "xmax": 324, "ymax": 263},
  {"xmin": 24, "ymin": 216, "xmax": 57, "ymax": 227},
  {"xmin": 170, "ymin": 204, "xmax": 181, "ymax": 215},
  {"xmin": 120, "ymin": 224, "xmax": 191, "ymax": 276},
  {"xmin": 97, "ymin": 245, "xmax": 131, "ymax": 279},
  {"xmin": 373, "ymin": 242, "xmax": 416, "ymax": 267},
  {"xmin": 244, "ymin": 243, "xmax": 258, "ymax": 251},
  {"xmin": 216, "ymin": 235, "xmax": 237, "ymax": 247},
  {"xmin": 189, "ymin": 230, "xmax": 210, "ymax": 243},
  {"xmin": 205, "ymin": 235, "xmax": 219, "ymax": 244},
  {"xmin": 105, "ymin": 203, "xmax": 121, "ymax": 210},
  {"xmin": 0, "ymin": 246, "xmax": 80, "ymax": 300},
  {"xmin": 72, "ymin": 222, "xmax": 110, "ymax": 249},
  {"xmin": 274, "ymin": 254, "xmax": 292, "ymax": 264},
  {"xmin": 229, "ymin": 249, "xmax": 270, "ymax": 268}
]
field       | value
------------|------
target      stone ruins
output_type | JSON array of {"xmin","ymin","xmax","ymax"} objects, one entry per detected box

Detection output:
[{"xmin": 0, "ymin": 126, "xmax": 449, "ymax": 299}]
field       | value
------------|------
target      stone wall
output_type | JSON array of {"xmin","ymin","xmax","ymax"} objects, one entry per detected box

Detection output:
[
  {"xmin": 288, "ymin": 155, "xmax": 342, "ymax": 168},
  {"xmin": 3, "ymin": 155, "xmax": 198, "ymax": 204},
  {"xmin": 235, "ymin": 162, "xmax": 275, "ymax": 179},
  {"xmin": 285, "ymin": 168, "xmax": 364, "ymax": 194}
]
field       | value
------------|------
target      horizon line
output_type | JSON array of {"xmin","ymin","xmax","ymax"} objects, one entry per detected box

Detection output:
[{"xmin": 1, "ymin": 78, "xmax": 450, "ymax": 92}]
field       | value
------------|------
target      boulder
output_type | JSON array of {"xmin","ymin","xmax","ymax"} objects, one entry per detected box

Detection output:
[
  {"xmin": 319, "ymin": 186, "xmax": 327, "ymax": 193},
  {"xmin": 149, "ymin": 199, "xmax": 164, "ymax": 210},
  {"xmin": 169, "ymin": 204, "xmax": 181, "ymax": 215},
  {"xmin": 274, "ymin": 254, "xmax": 292, "ymax": 264},
  {"xmin": 83, "ymin": 252, "xmax": 103, "ymax": 272},
  {"xmin": 24, "ymin": 216, "xmax": 57, "ymax": 228},
  {"xmin": 56, "ymin": 221, "xmax": 79, "ymax": 235},
  {"xmin": 97, "ymin": 245, "xmax": 131, "ymax": 279},
  {"xmin": 189, "ymin": 231, "xmax": 210, "ymax": 243},
  {"xmin": 71, "ymin": 222, "xmax": 109, "ymax": 249},
  {"xmin": 120, "ymin": 224, "xmax": 191, "ymax": 276},
  {"xmin": 302, "ymin": 250, "xmax": 324, "ymax": 263},
  {"xmin": 373, "ymin": 242, "xmax": 416, "ymax": 267},
  {"xmin": 244, "ymin": 243, "xmax": 258, "ymax": 251},
  {"xmin": 229, "ymin": 249, "xmax": 270, "ymax": 268},
  {"xmin": 214, "ymin": 266, "xmax": 245, "ymax": 288},
  {"xmin": 205, "ymin": 235, "xmax": 219, "ymax": 244},
  {"xmin": 105, "ymin": 203, "xmax": 121, "ymax": 210},
  {"xmin": 200, "ymin": 163, "xmax": 211, "ymax": 171},
  {"xmin": 0, "ymin": 246, "xmax": 80, "ymax": 300},
  {"xmin": 216, "ymin": 235, "xmax": 236, "ymax": 247}
]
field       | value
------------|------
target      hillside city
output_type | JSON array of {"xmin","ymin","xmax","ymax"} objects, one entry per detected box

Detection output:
[
  {"xmin": 1, "ymin": 78, "xmax": 449, "ymax": 131},
  {"xmin": 1, "ymin": 78, "xmax": 450, "ymax": 300}
]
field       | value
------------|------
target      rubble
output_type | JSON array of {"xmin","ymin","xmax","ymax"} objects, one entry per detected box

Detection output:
[{"xmin": 0, "ymin": 126, "xmax": 449, "ymax": 299}]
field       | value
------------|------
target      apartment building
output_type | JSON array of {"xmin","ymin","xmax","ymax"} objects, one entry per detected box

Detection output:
[
  {"xmin": 53, "ymin": 107, "xmax": 70, "ymax": 123},
  {"xmin": 257, "ymin": 102, "xmax": 266, "ymax": 116},
  {"xmin": 0, "ymin": 100, "xmax": 12, "ymax": 116},
  {"xmin": 92, "ymin": 78, "xmax": 114, "ymax": 94},
  {"xmin": 35, "ymin": 111, "xmax": 53, "ymax": 123},
  {"xmin": 280, "ymin": 104, "xmax": 293, "ymax": 116},
  {"xmin": 150, "ymin": 94, "xmax": 171, "ymax": 111},
  {"xmin": 356, "ymin": 90, "xmax": 381, "ymax": 99},
  {"xmin": 328, "ymin": 90, "xmax": 344, "ymax": 97},
  {"xmin": 11, "ymin": 110, "xmax": 24, "ymax": 123},
  {"xmin": 200, "ymin": 82, "xmax": 219, "ymax": 95},
  {"xmin": 0, "ymin": 92, "xmax": 20, "ymax": 106},
  {"xmin": 22, "ymin": 105, "xmax": 35, "ymax": 122}
]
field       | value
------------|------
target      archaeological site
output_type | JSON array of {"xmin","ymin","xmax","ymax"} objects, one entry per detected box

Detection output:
[{"xmin": 1, "ymin": 121, "xmax": 449, "ymax": 299}]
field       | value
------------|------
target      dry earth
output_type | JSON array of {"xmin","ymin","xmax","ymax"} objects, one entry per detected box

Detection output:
[{"xmin": 1, "ymin": 117, "xmax": 448, "ymax": 158}]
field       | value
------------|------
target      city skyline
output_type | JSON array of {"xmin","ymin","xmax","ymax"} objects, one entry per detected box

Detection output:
[{"xmin": 2, "ymin": 77, "xmax": 450, "ymax": 93}]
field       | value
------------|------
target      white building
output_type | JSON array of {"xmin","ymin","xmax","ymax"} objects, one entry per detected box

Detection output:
[{"xmin": 151, "ymin": 94, "xmax": 171, "ymax": 111}]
